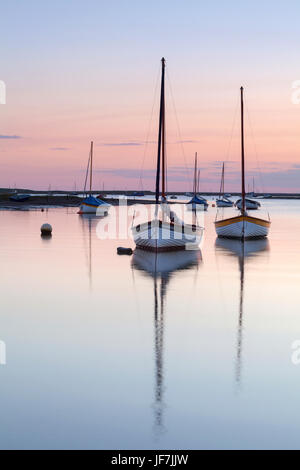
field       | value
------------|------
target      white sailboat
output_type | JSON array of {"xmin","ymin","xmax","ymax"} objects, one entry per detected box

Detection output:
[
  {"xmin": 215, "ymin": 87, "xmax": 271, "ymax": 239},
  {"xmin": 216, "ymin": 162, "xmax": 233, "ymax": 207},
  {"xmin": 132, "ymin": 58, "xmax": 203, "ymax": 252},
  {"xmin": 78, "ymin": 141, "xmax": 111, "ymax": 215}
]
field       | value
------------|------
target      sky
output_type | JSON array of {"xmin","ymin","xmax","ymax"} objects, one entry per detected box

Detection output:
[{"xmin": 1, "ymin": 0, "xmax": 300, "ymax": 191}]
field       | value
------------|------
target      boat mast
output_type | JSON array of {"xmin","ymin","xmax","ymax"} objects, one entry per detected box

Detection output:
[
  {"xmin": 193, "ymin": 152, "xmax": 197, "ymax": 196},
  {"xmin": 219, "ymin": 162, "xmax": 225, "ymax": 198},
  {"xmin": 240, "ymin": 87, "xmax": 246, "ymax": 215},
  {"xmin": 155, "ymin": 58, "xmax": 166, "ymax": 204},
  {"xmin": 90, "ymin": 141, "xmax": 93, "ymax": 194}
]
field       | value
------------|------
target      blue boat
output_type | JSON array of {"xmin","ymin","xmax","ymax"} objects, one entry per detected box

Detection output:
[
  {"xmin": 9, "ymin": 194, "xmax": 31, "ymax": 202},
  {"xmin": 187, "ymin": 194, "xmax": 208, "ymax": 211},
  {"xmin": 186, "ymin": 153, "xmax": 208, "ymax": 211},
  {"xmin": 78, "ymin": 141, "xmax": 111, "ymax": 215}
]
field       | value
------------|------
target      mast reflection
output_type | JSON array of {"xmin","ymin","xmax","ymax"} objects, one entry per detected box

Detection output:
[
  {"xmin": 132, "ymin": 249, "xmax": 202, "ymax": 437},
  {"xmin": 80, "ymin": 213, "xmax": 105, "ymax": 290},
  {"xmin": 215, "ymin": 238, "xmax": 269, "ymax": 387}
]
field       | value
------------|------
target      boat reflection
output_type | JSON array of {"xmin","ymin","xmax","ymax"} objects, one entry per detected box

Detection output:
[
  {"xmin": 79, "ymin": 213, "xmax": 105, "ymax": 289},
  {"xmin": 215, "ymin": 238, "xmax": 269, "ymax": 387},
  {"xmin": 132, "ymin": 248, "xmax": 202, "ymax": 437}
]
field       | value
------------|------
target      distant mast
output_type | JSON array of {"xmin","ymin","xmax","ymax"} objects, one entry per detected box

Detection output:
[
  {"xmin": 155, "ymin": 58, "xmax": 166, "ymax": 204},
  {"xmin": 219, "ymin": 162, "xmax": 225, "ymax": 198},
  {"xmin": 193, "ymin": 152, "xmax": 198, "ymax": 196},
  {"xmin": 240, "ymin": 87, "xmax": 246, "ymax": 215},
  {"xmin": 90, "ymin": 141, "xmax": 93, "ymax": 194}
]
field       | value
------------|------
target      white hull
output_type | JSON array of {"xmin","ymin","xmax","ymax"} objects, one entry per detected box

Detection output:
[
  {"xmin": 235, "ymin": 198, "xmax": 260, "ymax": 210},
  {"xmin": 216, "ymin": 199, "xmax": 233, "ymax": 208},
  {"xmin": 215, "ymin": 215, "xmax": 270, "ymax": 239},
  {"xmin": 79, "ymin": 203, "xmax": 110, "ymax": 215},
  {"xmin": 132, "ymin": 219, "xmax": 203, "ymax": 251}
]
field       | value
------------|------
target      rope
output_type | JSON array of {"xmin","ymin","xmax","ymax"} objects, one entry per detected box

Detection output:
[
  {"xmin": 83, "ymin": 148, "xmax": 91, "ymax": 195},
  {"xmin": 138, "ymin": 64, "xmax": 161, "ymax": 191},
  {"xmin": 166, "ymin": 68, "xmax": 191, "ymax": 192},
  {"xmin": 245, "ymin": 101, "xmax": 266, "ymax": 194}
]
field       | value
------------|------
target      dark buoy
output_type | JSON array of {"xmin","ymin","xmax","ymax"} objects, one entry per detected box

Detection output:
[
  {"xmin": 117, "ymin": 247, "xmax": 133, "ymax": 255},
  {"xmin": 41, "ymin": 223, "xmax": 52, "ymax": 236}
]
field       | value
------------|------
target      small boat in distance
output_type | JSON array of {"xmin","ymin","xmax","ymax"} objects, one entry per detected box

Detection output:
[
  {"xmin": 215, "ymin": 87, "xmax": 271, "ymax": 239},
  {"xmin": 235, "ymin": 197, "xmax": 260, "ymax": 210},
  {"xmin": 78, "ymin": 141, "xmax": 111, "ymax": 215},
  {"xmin": 132, "ymin": 58, "xmax": 203, "ymax": 252},
  {"xmin": 9, "ymin": 193, "xmax": 31, "ymax": 202},
  {"xmin": 216, "ymin": 163, "xmax": 233, "ymax": 207},
  {"xmin": 187, "ymin": 153, "xmax": 208, "ymax": 211}
]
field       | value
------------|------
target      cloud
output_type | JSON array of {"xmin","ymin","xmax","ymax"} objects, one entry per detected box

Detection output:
[
  {"xmin": 98, "ymin": 142, "xmax": 144, "ymax": 147},
  {"xmin": 49, "ymin": 147, "xmax": 70, "ymax": 151},
  {"xmin": 0, "ymin": 135, "xmax": 21, "ymax": 139}
]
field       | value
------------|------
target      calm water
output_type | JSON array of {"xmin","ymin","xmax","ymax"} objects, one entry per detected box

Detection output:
[{"xmin": 1, "ymin": 200, "xmax": 300, "ymax": 449}]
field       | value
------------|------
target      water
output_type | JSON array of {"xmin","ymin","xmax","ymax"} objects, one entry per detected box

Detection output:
[{"xmin": 0, "ymin": 200, "xmax": 300, "ymax": 449}]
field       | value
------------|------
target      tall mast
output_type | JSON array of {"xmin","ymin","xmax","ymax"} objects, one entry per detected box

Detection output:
[
  {"xmin": 155, "ymin": 58, "xmax": 166, "ymax": 204},
  {"xmin": 240, "ymin": 87, "xmax": 245, "ymax": 215},
  {"xmin": 222, "ymin": 163, "xmax": 225, "ymax": 195},
  {"xmin": 193, "ymin": 152, "xmax": 197, "ymax": 196},
  {"xmin": 89, "ymin": 141, "xmax": 93, "ymax": 194},
  {"xmin": 219, "ymin": 162, "xmax": 225, "ymax": 197},
  {"xmin": 161, "ymin": 59, "xmax": 166, "ymax": 200}
]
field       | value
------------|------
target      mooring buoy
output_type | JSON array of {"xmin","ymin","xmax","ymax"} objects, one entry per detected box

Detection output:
[
  {"xmin": 41, "ymin": 223, "xmax": 52, "ymax": 236},
  {"xmin": 117, "ymin": 247, "xmax": 133, "ymax": 255}
]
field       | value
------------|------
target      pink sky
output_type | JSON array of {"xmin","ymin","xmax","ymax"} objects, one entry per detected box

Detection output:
[{"xmin": 1, "ymin": 1, "xmax": 300, "ymax": 192}]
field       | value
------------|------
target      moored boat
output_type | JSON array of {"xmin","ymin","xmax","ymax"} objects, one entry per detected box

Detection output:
[
  {"xmin": 186, "ymin": 153, "xmax": 208, "ymax": 211},
  {"xmin": 216, "ymin": 162, "xmax": 233, "ymax": 207},
  {"xmin": 235, "ymin": 197, "xmax": 260, "ymax": 210},
  {"xmin": 78, "ymin": 141, "xmax": 111, "ymax": 215},
  {"xmin": 9, "ymin": 193, "xmax": 31, "ymax": 202},
  {"xmin": 132, "ymin": 58, "xmax": 203, "ymax": 252},
  {"xmin": 215, "ymin": 87, "xmax": 271, "ymax": 239}
]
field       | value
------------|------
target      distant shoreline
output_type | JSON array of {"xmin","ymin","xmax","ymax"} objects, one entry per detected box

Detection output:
[
  {"xmin": 0, "ymin": 189, "xmax": 300, "ymax": 209},
  {"xmin": 1, "ymin": 188, "xmax": 300, "ymax": 197}
]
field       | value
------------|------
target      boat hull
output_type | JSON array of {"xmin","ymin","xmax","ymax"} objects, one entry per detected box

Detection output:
[
  {"xmin": 235, "ymin": 198, "xmax": 260, "ymax": 210},
  {"xmin": 216, "ymin": 198, "xmax": 233, "ymax": 207},
  {"xmin": 78, "ymin": 203, "xmax": 110, "ymax": 215},
  {"xmin": 132, "ymin": 219, "xmax": 203, "ymax": 252},
  {"xmin": 215, "ymin": 215, "xmax": 270, "ymax": 239},
  {"xmin": 78, "ymin": 196, "xmax": 111, "ymax": 215}
]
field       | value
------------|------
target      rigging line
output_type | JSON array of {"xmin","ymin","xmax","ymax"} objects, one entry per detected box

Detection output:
[
  {"xmin": 166, "ymin": 68, "xmax": 191, "ymax": 190},
  {"xmin": 138, "ymin": 64, "xmax": 161, "ymax": 191},
  {"xmin": 83, "ymin": 148, "xmax": 91, "ymax": 194},
  {"xmin": 245, "ymin": 101, "xmax": 266, "ymax": 194},
  {"xmin": 221, "ymin": 94, "xmax": 240, "ymax": 196},
  {"xmin": 224, "ymin": 94, "xmax": 240, "ymax": 164}
]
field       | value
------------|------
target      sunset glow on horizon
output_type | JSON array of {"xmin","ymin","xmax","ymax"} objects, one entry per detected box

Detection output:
[{"xmin": 2, "ymin": 0, "xmax": 300, "ymax": 192}]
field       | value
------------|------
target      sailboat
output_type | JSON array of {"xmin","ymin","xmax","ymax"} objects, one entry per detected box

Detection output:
[
  {"xmin": 78, "ymin": 141, "xmax": 111, "ymax": 215},
  {"xmin": 132, "ymin": 58, "xmax": 203, "ymax": 252},
  {"xmin": 215, "ymin": 87, "xmax": 271, "ymax": 239},
  {"xmin": 236, "ymin": 176, "xmax": 260, "ymax": 209},
  {"xmin": 186, "ymin": 153, "xmax": 208, "ymax": 211},
  {"xmin": 216, "ymin": 163, "xmax": 233, "ymax": 207}
]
